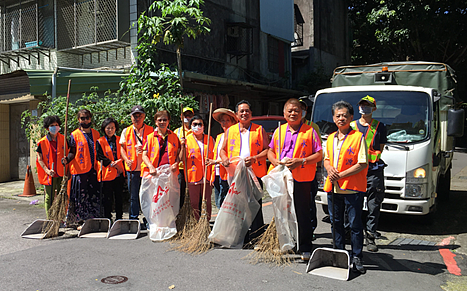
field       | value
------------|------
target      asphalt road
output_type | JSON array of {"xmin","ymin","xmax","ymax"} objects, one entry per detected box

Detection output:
[{"xmin": 1, "ymin": 150, "xmax": 467, "ymax": 290}]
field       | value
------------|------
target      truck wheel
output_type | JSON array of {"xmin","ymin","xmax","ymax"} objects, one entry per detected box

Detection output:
[
  {"xmin": 438, "ymin": 167, "xmax": 451, "ymax": 202},
  {"xmin": 322, "ymin": 204, "xmax": 329, "ymax": 214}
]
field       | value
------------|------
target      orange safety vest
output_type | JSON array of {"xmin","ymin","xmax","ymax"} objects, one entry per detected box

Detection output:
[
  {"xmin": 211, "ymin": 133, "xmax": 228, "ymax": 182},
  {"xmin": 269, "ymin": 123, "xmax": 318, "ymax": 182},
  {"xmin": 36, "ymin": 133, "xmax": 67, "ymax": 185},
  {"xmin": 323, "ymin": 130, "xmax": 368, "ymax": 193},
  {"xmin": 186, "ymin": 134, "xmax": 214, "ymax": 183},
  {"xmin": 225, "ymin": 123, "xmax": 267, "ymax": 178},
  {"xmin": 141, "ymin": 130, "xmax": 180, "ymax": 176},
  {"xmin": 123, "ymin": 124, "xmax": 154, "ymax": 171},
  {"xmin": 350, "ymin": 119, "xmax": 381, "ymax": 163},
  {"xmin": 69, "ymin": 128, "xmax": 100, "ymax": 175},
  {"xmin": 97, "ymin": 136, "xmax": 124, "ymax": 182}
]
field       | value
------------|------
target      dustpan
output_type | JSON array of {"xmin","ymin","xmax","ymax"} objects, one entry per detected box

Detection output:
[
  {"xmin": 306, "ymin": 191, "xmax": 351, "ymax": 280},
  {"xmin": 108, "ymin": 219, "xmax": 140, "ymax": 239},
  {"xmin": 21, "ymin": 219, "xmax": 54, "ymax": 239},
  {"xmin": 78, "ymin": 218, "xmax": 110, "ymax": 238}
]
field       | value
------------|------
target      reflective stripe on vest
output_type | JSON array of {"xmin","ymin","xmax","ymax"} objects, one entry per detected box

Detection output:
[
  {"xmin": 69, "ymin": 129, "xmax": 100, "ymax": 175},
  {"xmin": 141, "ymin": 131, "xmax": 179, "ymax": 176},
  {"xmin": 97, "ymin": 136, "xmax": 123, "ymax": 182},
  {"xmin": 124, "ymin": 124, "xmax": 154, "ymax": 171},
  {"xmin": 269, "ymin": 123, "xmax": 318, "ymax": 182},
  {"xmin": 225, "ymin": 123, "xmax": 267, "ymax": 178},
  {"xmin": 36, "ymin": 133, "xmax": 66, "ymax": 185},
  {"xmin": 186, "ymin": 134, "xmax": 214, "ymax": 183},
  {"xmin": 323, "ymin": 130, "xmax": 368, "ymax": 193},
  {"xmin": 350, "ymin": 119, "xmax": 381, "ymax": 163},
  {"xmin": 211, "ymin": 133, "xmax": 227, "ymax": 182}
]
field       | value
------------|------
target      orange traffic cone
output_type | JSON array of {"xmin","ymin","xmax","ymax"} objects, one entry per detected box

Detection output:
[{"xmin": 19, "ymin": 165, "xmax": 37, "ymax": 197}]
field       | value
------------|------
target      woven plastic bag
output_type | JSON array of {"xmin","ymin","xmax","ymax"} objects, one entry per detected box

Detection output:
[
  {"xmin": 140, "ymin": 164, "xmax": 180, "ymax": 241},
  {"xmin": 262, "ymin": 163, "xmax": 297, "ymax": 252},
  {"xmin": 208, "ymin": 158, "xmax": 263, "ymax": 248}
]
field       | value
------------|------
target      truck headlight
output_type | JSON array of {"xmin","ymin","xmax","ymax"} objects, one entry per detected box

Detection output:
[{"xmin": 405, "ymin": 164, "xmax": 429, "ymax": 198}]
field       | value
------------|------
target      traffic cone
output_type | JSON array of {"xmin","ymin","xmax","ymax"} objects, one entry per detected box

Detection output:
[{"xmin": 19, "ymin": 165, "xmax": 37, "ymax": 197}]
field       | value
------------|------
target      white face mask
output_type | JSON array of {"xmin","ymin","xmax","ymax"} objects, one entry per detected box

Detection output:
[
  {"xmin": 359, "ymin": 106, "xmax": 373, "ymax": 115},
  {"xmin": 184, "ymin": 117, "xmax": 192, "ymax": 123},
  {"xmin": 192, "ymin": 125, "xmax": 204, "ymax": 134}
]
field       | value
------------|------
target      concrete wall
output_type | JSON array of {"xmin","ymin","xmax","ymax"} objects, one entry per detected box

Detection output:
[
  {"xmin": 292, "ymin": 0, "xmax": 349, "ymax": 76},
  {"xmin": 0, "ymin": 104, "xmax": 10, "ymax": 182}
]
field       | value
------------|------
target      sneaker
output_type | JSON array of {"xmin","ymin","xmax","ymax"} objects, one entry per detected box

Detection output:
[
  {"xmin": 352, "ymin": 257, "xmax": 366, "ymax": 274},
  {"xmin": 301, "ymin": 252, "xmax": 311, "ymax": 261},
  {"xmin": 367, "ymin": 231, "xmax": 382, "ymax": 240},
  {"xmin": 366, "ymin": 238, "xmax": 378, "ymax": 252}
]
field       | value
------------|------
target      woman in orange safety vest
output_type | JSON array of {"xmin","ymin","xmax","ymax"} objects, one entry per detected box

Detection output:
[
  {"xmin": 96, "ymin": 117, "xmax": 125, "ymax": 221},
  {"xmin": 185, "ymin": 115, "xmax": 214, "ymax": 220},
  {"xmin": 36, "ymin": 115, "xmax": 68, "ymax": 219},
  {"xmin": 63, "ymin": 109, "xmax": 101, "ymax": 227}
]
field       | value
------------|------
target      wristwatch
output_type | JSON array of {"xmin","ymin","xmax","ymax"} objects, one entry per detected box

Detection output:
[{"xmin": 302, "ymin": 158, "xmax": 306, "ymax": 165}]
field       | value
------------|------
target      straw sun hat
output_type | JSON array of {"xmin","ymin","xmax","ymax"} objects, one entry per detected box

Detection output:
[{"xmin": 212, "ymin": 108, "xmax": 238, "ymax": 123}]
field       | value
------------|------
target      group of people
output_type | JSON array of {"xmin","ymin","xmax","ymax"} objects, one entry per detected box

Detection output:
[{"xmin": 36, "ymin": 95, "xmax": 387, "ymax": 275}]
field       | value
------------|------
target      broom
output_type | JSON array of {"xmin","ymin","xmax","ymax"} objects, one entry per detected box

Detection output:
[
  {"xmin": 174, "ymin": 103, "xmax": 213, "ymax": 254},
  {"xmin": 43, "ymin": 79, "xmax": 72, "ymax": 238},
  {"xmin": 172, "ymin": 104, "xmax": 196, "ymax": 240},
  {"xmin": 248, "ymin": 121, "xmax": 292, "ymax": 265}
]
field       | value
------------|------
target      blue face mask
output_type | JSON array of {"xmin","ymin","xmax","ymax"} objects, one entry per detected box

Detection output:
[
  {"xmin": 359, "ymin": 106, "xmax": 373, "ymax": 115},
  {"xmin": 302, "ymin": 111, "xmax": 306, "ymax": 118},
  {"xmin": 49, "ymin": 126, "xmax": 60, "ymax": 135}
]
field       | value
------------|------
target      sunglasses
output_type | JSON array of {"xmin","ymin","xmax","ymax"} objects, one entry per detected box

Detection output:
[
  {"xmin": 79, "ymin": 116, "xmax": 91, "ymax": 121},
  {"xmin": 157, "ymin": 119, "xmax": 168, "ymax": 122},
  {"xmin": 192, "ymin": 122, "xmax": 203, "ymax": 127}
]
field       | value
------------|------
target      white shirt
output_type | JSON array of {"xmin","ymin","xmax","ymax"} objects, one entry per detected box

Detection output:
[{"xmin": 239, "ymin": 130, "xmax": 250, "ymax": 158}]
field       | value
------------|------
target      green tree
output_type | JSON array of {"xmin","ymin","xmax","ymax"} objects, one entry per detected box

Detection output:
[
  {"xmin": 349, "ymin": 0, "xmax": 467, "ymax": 67},
  {"xmin": 139, "ymin": 0, "xmax": 211, "ymax": 90}
]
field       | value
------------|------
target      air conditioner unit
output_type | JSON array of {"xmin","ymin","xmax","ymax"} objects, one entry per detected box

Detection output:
[{"xmin": 227, "ymin": 26, "xmax": 240, "ymax": 37}]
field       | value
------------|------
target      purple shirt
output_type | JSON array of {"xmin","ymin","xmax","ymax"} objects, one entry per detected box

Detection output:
[{"xmin": 268, "ymin": 124, "xmax": 322, "ymax": 159}]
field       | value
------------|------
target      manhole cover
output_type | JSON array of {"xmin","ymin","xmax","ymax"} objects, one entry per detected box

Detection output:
[{"xmin": 101, "ymin": 276, "xmax": 128, "ymax": 284}]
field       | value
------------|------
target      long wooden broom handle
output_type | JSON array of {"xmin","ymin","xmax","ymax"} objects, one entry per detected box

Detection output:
[
  {"xmin": 63, "ymin": 79, "xmax": 71, "ymax": 176},
  {"xmin": 201, "ymin": 103, "xmax": 213, "ymax": 201},
  {"xmin": 180, "ymin": 104, "xmax": 189, "ymax": 184}
]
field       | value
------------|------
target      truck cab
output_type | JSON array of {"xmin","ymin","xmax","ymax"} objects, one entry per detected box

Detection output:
[{"xmin": 312, "ymin": 62, "xmax": 463, "ymax": 216}]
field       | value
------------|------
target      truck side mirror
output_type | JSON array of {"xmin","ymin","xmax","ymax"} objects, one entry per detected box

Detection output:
[{"xmin": 447, "ymin": 108, "xmax": 465, "ymax": 137}]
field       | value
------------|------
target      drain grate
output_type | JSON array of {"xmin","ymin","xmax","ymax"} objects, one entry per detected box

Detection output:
[
  {"xmin": 388, "ymin": 238, "xmax": 436, "ymax": 246},
  {"xmin": 101, "ymin": 276, "xmax": 128, "ymax": 284}
]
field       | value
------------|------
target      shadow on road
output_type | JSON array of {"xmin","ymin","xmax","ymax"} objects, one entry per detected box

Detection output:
[{"xmin": 378, "ymin": 190, "xmax": 467, "ymax": 236}]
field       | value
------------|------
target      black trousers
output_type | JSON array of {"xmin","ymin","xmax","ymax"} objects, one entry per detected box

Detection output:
[
  {"xmin": 244, "ymin": 179, "xmax": 265, "ymax": 244},
  {"xmin": 178, "ymin": 171, "xmax": 186, "ymax": 209},
  {"xmin": 294, "ymin": 180, "xmax": 313, "ymax": 252},
  {"xmin": 103, "ymin": 175, "xmax": 124, "ymax": 220}
]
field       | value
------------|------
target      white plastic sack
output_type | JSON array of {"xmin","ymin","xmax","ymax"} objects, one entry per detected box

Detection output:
[
  {"xmin": 139, "ymin": 165, "xmax": 180, "ymax": 241},
  {"xmin": 262, "ymin": 163, "xmax": 297, "ymax": 252},
  {"xmin": 208, "ymin": 158, "xmax": 263, "ymax": 248}
]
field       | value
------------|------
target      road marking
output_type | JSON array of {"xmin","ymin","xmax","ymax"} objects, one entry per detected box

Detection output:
[{"xmin": 437, "ymin": 236, "xmax": 462, "ymax": 276}]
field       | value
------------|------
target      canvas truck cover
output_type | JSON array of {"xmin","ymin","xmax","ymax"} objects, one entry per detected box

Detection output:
[{"xmin": 331, "ymin": 61, "xmax": 457, "ymax": 110}]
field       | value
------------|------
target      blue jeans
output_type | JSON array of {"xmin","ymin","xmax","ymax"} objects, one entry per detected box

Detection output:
[
  {"xmin": 213, "ymin": 176, "xmax": 229, "ymax": 209},
  {"xmin": 127, "ymin": 171, "xmax": 142, "ymax": 219},
  {"xmin": 327, "ymin": 192, "xmax": 364, "ymax": 259}
]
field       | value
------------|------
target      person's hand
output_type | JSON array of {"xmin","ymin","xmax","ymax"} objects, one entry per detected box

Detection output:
[
  {"xmin": 180, "ymin": 137, "xmax": 186, "ymax": 147},
  {"xmin": 46, "ymin": 169, "xmax": 55, "ymax": 177},
  {"xmin": 61, "ymin": 157, "xmax": 68, "ymax": 165},
  {"xmin": 170, "ymin": 164, "xmax": 178, "ymax": 172},
  {"xmin": 110, "ymin": 159, "xmax": 122, "ymax": 168},
  {"xmin": 206, "ymin": 158, "xmax": 217, "ymax": 167},
  {"xmin": 285, "ymin": 158, "xmax": 301, "ymax": 171},
  {"xmin": 245, "ymin": 156, "xmax": 254, "ymax": 167},
  {"xmin": 125, "ymin": 159, "xmax": 134, "ymax": 168},
  {"xmin": 327, "ymin": 166, "xmax": 340, "ymax": 183},
  {"xmin": 149, "ymin": 166, "xmax": 158, "ymax": 176},
  {"xmin": 221, "ymin": 158, "xmax": 230, "ymax": 167}
]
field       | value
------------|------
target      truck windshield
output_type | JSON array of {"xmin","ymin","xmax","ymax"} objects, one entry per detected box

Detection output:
[{"xmin": 312, "ymin": 91, "xmax": 431, "ymax": 143}]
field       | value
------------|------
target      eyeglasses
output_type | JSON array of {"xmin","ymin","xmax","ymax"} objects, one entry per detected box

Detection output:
[
  {"xmin": 79, "ymin": 116, "xmax": 91, "ymax": 121},
  {"xmin": 192, "ymin": 123, "xmax": 203, "ymax": 127}
]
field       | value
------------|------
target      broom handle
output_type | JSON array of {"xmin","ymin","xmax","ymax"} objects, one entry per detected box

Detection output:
[
  {"xmin": 201, "ymin": 103, "xmax": 213, "ymax": 201},
  {"xmin": 180, "ymin": 104, "xmax": 189, "ymax": 184},
  {"xmin": 63, "ymin": 79, "xmax": 71, "ymax": 177},
  {"xmin": 278, "ymin": 121, "xmax": 281, "ymax": 161}
]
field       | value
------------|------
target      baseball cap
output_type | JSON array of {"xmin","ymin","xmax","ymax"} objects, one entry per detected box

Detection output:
[
  {"xmin": 182, "ymin": 107, "xmax": 194, "ymax": 114},
  {"xmin": 130, "ymin": 105, "xmax": 145, "ymax": 115},
  {"xmin": 299, "ymin": 96, "xmax": 313, "ymax": 108},
  {"xmin": 358, "ymin": 95, "xmax": 376, "ymax": 106}
]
